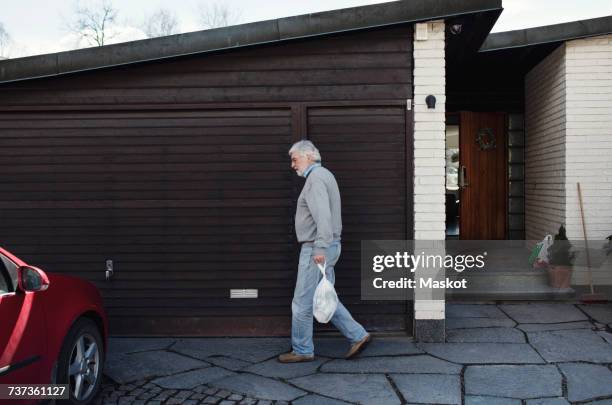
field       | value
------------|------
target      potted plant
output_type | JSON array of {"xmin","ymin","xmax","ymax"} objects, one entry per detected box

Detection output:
[{"xmin": 546, "ymin": 225, "xmax": 575, "ymax": 289}]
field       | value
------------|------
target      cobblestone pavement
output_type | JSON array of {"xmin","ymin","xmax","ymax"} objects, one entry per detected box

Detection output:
[
  {"xmin": 94, "ymin": 303, "xmax": 612, "ymax": 404},
  {"xmin": 94, "ymin": 379, "xmax": 272, "ymax": 405}
]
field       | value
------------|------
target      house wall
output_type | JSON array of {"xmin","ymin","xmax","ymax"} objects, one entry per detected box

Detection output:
[
  {"xmin": 412, "ymin": 20, "xmax": 446, "ymax": 341},
  {"xmin": 526, "ymin": 34, "xmax": 612, "ymax": 286},
  {"xmin": 524, "ymin": 44, "xmax": 567, "ymax": 241},
  {"xmin": 0, "ymin": 27, "xmax": 412, "ymax": 106},
  {"xmin": 565, "ymin": 34, "xmax": 612, "ymax": 241},
  {"xmin": 0, "ymin": 26, "xmax": 416, "ymax": 335},
  {"xmin": 413, "ymin": 20, "xmax": 446, "ymax": 242},
  {"xmin": 565, "ymin": 34, "xmax": 612, "ymax": 286}
]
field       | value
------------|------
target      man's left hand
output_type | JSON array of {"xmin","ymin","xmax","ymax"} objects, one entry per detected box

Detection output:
[{"xmin": 313, "ymin": 255, "xmax": 325, "ymax": 264}]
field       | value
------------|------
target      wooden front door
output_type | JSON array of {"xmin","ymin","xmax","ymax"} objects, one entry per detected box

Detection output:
[{"xmin": 459, "ymin": 112, "xmax": 507, "ymax": 240}]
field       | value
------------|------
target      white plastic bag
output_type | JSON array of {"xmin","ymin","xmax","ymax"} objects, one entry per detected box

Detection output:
[
  {"xmin": 313, "ymin": 261, "xmax": 339, "ymax": 323},
  {"xmin": 530, "ymin": 234, "xmax": 553, "ymax": 269}
]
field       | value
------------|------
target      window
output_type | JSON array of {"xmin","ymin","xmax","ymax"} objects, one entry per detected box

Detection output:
[
  {"xmin": 445, "ymin": 123, "xmax": 460, "ymax": 238},
  {"xmin": 0, "ymin": 253, "xmax": 18, "ymax": 294}
]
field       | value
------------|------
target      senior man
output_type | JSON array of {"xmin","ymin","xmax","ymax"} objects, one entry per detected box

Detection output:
[{"xmin": 278, "ymin": 140, "xmax": 371, "ymax": 363}]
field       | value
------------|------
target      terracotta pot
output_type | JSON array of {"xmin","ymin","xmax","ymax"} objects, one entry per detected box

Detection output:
[{"xmin": 547, "ymin": 265, "xmax": 573, "ymax": 289}]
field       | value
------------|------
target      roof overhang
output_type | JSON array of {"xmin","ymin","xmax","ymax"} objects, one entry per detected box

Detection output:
[
  {"xmin": 0, "ymin": 0, "xmax": 502, "ymax": 84},
  {"xmin": 481, "ymin": 15, "xmax": 612, "ymax": 52}
]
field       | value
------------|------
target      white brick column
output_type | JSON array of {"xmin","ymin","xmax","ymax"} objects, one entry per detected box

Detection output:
[{"xmin": 412, "ymin": 20, "xmax": 446, "ymax": 341}]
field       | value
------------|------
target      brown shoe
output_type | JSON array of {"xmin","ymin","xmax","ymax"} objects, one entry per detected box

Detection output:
[
  {"xmin": 345, "ymin": 334, "xmax": 372, "ymax": 359},
  {"xmin": 278, "ymin": 351, "xmax": 315, "ymax": 363}
]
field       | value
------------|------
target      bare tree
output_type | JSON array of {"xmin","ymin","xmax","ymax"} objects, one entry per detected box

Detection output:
[
  {"xmin": 143, "ymin": 9, "xmax": 179, "ymax": 38},
  {"xmin": 67, "ymin": 0, "xmax": 118, "ymax": 46},
  {"xmin": 198, "ymin": 2, "xmax": 242, "ymax": 29},
  {"xmin": 0, "ymin": 22, "xmax": 11, "ymax": 58}
]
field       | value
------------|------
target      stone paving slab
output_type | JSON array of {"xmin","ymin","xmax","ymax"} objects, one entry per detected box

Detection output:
[
  {"xmin": 391, "ymin": 374, "xmax": 461, "ymax": 404},
  {"xmin": 446, "ymin": 317, "xmax": 516, "ymax": 329},
  {"xmin": 516, "ymin": 321, "xmax": 593, "ymax": 332},
  {"xmin": 527, "ymin": 329, "xmax": 612, "ymax": 363},
  {"xmin": 578, "ymin": 304, "xmax": 612, "ymax": 324},
  {"xmin": 465, "ymin": 396, "xmax": 521, "ymax": 405},
  {"xmin": 210, "ymin": 373, "xmax": 306, "ymax": 401},
  {"xmin": 292, "ymin": 394, "xmax": 352, "ymax": 405},
  {"xmin": 243, "ymin": 357, "xmax": 327, "ymax": 379},
  {"xmin": 314, "ymin": 336, "xmax": 422, "ymax": 358},
  {"xmin": 559, "ymin": 363, "xmax": 612, "ymax": 402},
  {"xmin": 418, "ymin": 343, "xmax": 545, "ymax": 364},
  {"xmin": 151, "ymin": 367, "xmax": 235, "ymax": 389},
  {"xmin": 290, "ymin": 373, "xmax": 400, "ymax": 404},
  {"xmin": 104, "ymin": 350, "xmax": 209, "ymax": 384},
  {"xmin": 204, "ymin": 356, "xmax": 253, "ymax": 371},
  {"xmin": 465, "ymin": 365, "xmax": 562, "ymax": 399},
  {"xmin": 446, "ymin": 327, "xmax": 525, "ymax": 343},
  {"xmin": 500, "ymin": 304, "xmax": 588, "ymax": 324},
  {"xmin": 584, "ymin": 400, "xmax": 612, "ymax": 405},
  {"xmin": 525, "ymin": 398, "xmax": 570, "ymax": 405},
  {"xmin": 172, "ymin": 338, "xmax": 288, "ymax": 363},
  {"xmin": 598, "ymin": 331, "xmax": 612, "ymax": 344},
  {"xmin": 108, "ymin": 338, "xmax": 177, "ymax": 355},
  {"xmin": 321, "ymin": 355, "xmax": 461, "ymax": 374},
  {"xmin": 447, "ymin": 304, "xmax": 511, "ymax": 319}
]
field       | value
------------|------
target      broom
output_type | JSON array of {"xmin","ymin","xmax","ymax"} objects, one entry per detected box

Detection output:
[{"xmin": 577, "ymin": 182, "xmax": 606, "ymax": 302}]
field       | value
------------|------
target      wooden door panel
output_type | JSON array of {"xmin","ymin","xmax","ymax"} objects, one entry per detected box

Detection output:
[
  {"xmin": 307, "ymin": 105, "xmax": 412, "ymax": 332},
  {"xmin": 459, "ymin": 112, "xmax": 507, "ymax": 240}
]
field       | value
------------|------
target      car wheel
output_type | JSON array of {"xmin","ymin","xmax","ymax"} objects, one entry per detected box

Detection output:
[{"xmin": 56, "ymin": 318, "xmax": 104, "ymax": 404}]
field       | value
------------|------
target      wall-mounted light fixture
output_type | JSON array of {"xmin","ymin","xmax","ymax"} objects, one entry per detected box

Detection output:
[
  {"xmin": 450, "ymin": 23, "xmax": 463, "ymax": 35},
  {"xmin": 426, "ymin": 95, "xmax": 436, "ymax": 109},
  {"xmin": 449, "ymin": 18, "xmax": 464, "ymax": 35}
]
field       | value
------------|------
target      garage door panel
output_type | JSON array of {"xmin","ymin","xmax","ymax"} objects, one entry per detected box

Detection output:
[
  {"xmin": 1, "ymin": 171, "xmax": 293, "ymax": 183},
  {"xmin": 0, "ymin": 128, "xmax": 292, "ymax": 142},
  {"xmin": 0, "ymin": 143, "xmax": 290, "ymax": 157},
  {"xmin": 1, "ymin": 189, "xmax": 293, "ymax": 201},
  {"xmin": 0, "ymin": 107, "xmax": 298, "ymax": 335},
  {"xmin": 3, "ymin": 153, "xmax": 291, "ymax": 166},
  {"xmin": 307, "ymin": 105, "xmax": 411, "ymax": 332}
]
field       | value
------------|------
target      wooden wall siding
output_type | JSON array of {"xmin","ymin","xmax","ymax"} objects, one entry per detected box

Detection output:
[
  {"xmin": 308, "ymin": 106, "xmax": 411, "ymax": 329},
  {"xmin": 0, "ymin": 26, "xmax": 414, "ymax": 335},
  {"xmin": 0, "ymin": 27, "xmax": 413, "ymax": 107}
]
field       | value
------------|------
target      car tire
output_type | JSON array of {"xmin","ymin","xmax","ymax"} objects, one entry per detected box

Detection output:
[{"xmin": 56, "ymin": 318, "xmax": 105, "ymax": 404}]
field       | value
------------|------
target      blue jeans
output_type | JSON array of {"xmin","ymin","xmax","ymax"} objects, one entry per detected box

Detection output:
[{"xmin": 291, "ymin": 240, "xmax": 368, "ymax": 355}]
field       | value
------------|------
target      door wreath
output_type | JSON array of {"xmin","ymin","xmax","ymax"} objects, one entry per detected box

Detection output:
[{"xmin": 476, "ymin": 127, "xmax": 496, "ymax": 151}]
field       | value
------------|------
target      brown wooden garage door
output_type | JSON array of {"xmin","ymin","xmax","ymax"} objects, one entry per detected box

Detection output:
[
  {"xmin": 0, "ymin": 103, "xmax": 411, "ymax": 335},
  {"xmin": 307, "ymin": 105, "xmax": 412, "ymax": 332}
]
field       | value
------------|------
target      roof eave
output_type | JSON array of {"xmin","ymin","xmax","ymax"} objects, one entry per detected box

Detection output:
[
  {"xmin": 0, "ymin": 0, "xmax": 501, "ymax": 84},
  {"xmin": 481, "ymin": 15, "xmax": 612, "ymax": 52}
]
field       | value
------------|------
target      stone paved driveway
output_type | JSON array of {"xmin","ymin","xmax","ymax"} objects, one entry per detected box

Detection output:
[{"xmin": 94, "ymin": 303, "xmax": 612, "ymax": 405}]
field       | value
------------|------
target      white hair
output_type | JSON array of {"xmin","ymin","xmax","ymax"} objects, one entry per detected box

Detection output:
[{"xmin": 288, "ymin": 140, "xmax": 321, "ymax": 162}]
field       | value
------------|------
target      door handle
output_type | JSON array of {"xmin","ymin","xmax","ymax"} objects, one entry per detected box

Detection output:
[
  {"xmin": 106, "ymin": 259, "xmax": 114, "ymax": 281},
  {"xmin": 459, "ymin": 166, "xmax": 470, "ymax": 188}
]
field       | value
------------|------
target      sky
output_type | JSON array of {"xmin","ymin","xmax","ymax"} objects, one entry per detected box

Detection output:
[{"xmin": 1, "ymin": 0, "xmax": 612, "ymax": 58}]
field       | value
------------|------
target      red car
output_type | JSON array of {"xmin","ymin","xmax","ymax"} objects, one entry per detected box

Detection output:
[{"xmin": 0, "ymin": 247, "xmax": 107, "ymax": 404}]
